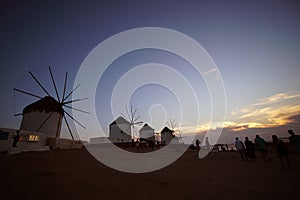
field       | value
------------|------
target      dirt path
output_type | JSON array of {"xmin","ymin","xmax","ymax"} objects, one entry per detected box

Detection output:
[{"xmin": 1, "ymin": 148, "xmax": 299, "ymax": 200}]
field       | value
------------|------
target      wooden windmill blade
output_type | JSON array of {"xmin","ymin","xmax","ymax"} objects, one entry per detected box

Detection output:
[
  {"xmin": 62, "ymin": 71, "xmax": 68, "ymax": 101},
  {"xmin": 63, "ymin": 115, "xmax": 74, "ymax": 140},
  {"xmin": 63, "ymin": 105, "xmax": 90, "ymax": 114},
  {"xmin": 48, "ymin": 66, "xmax": 61, "ymax": 102},
  {"xmin": 28, "ymin": 70, "xmax": 51, "ymax": 96},
  {"xmin": 46, "ymin": 66, "xmax": 76, "ymax": 139},
  {"xmin": 13, "ymin": 88, "xmax": 43, "ymax": 99},
  {"xmin": 63, "ymin": 110, "xmax": 86, "ymax": 129},
  {"xmin": 14, "ymin": 113, "xmax": 23, "ymax": 117},
  {"xmin": 125, "ymin": 105, "xmax": 131, "ymax": 122},
  {"xmin": 35, "ymin": 111, "xmax": 55, "ymax": 132},
  {"xmin": 121, "ymin": 105, "xmax": 143, "ymax": 139},
  {"xmin": 62, "ymin": 83, "xmax": 81, "ymax": 102}
]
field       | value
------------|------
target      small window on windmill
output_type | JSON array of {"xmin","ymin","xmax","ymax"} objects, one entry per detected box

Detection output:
[{"xmin": 28, "ymin": 135, "xmax": 39, "ymax": 142}]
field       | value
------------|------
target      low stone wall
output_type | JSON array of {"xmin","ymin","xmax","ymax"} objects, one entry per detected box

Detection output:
[{"xmin": 48, "ymin": 138, "xmax": 83, "ymax": 150}]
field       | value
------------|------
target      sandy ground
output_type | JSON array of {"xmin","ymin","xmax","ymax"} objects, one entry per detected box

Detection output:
[{"xmin": 0, "ymin": 147, "xmax": 299, "ymax": 200}]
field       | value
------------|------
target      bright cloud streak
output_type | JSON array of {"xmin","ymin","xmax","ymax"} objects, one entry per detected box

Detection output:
[
  {"xmin": 179, "ymin": 92, "xmax": 300, "ymax": 136},
  {"xmin": 252, "ymin": 93, "xmax": 300, "ymax": 106},
  {"xmin": 237, "ymin": 93, "xmax": 300, "ymax": 128}
]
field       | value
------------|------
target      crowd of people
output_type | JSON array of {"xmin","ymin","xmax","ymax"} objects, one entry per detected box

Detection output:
[
  {"xmin": 233, "ymin": 129, "xmax": 300, "ymax": 170},
  {"xmin": 234, "ymin": 135, "xmax": 272, "ymax": 163},
  {"xmin": 192, "ymin": 129, "xmax": 299, "ymax": 171}
]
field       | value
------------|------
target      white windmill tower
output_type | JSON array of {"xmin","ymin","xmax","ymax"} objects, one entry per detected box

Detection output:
[{"xmin": 14, "ymin": 66, "xmax": 89, "ymax": 140}]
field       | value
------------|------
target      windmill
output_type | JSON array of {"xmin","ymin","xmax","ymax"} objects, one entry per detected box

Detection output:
[
  {"xmin": 14, "ymin": 66, "xmax": 89, "ymax": 140},
  {"xmin": 121, "ymin": 105, "xmax": 143, "ymax": 140},
  {"xmin": 167, "ymin": 118, "xmax": 185, "ymax": 144}
]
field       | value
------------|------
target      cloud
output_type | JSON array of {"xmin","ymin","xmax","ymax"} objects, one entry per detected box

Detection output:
[
  {"xmin": 195, "ymin": 121, "xmax": 234, "ymax": 133},
  {"xmin": 202, "ymin": 67, "xmax": 221, "ymax": 81},
  {"xmin": 176, "ymin": 92, "xmax": 300, "ymax": 144},
  {"xmin": 237, "ymin": 93, "xmax": 300, "ymax": 128},
  {"xmin": 196, "ymin": 120, "xmax": 273, "ymax": 133},
  {"xmin": 198, "ymin": 92, "xmax": 300, "ymax": 131},
  {"xmin": 203, "ymin": 68, "xmax": 217, "ymax": 75},
  {"xmin": 252, "ymin": 92, "xmax": 300, "ymax": 106}
]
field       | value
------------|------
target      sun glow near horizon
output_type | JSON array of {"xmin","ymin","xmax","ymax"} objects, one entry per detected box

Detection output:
[{"xmin": 174, "ymin": 92, "xmax": 300, "ymax": 143}]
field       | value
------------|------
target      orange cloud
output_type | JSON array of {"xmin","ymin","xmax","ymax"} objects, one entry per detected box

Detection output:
[
  {"xmin": 235, "ymin": 92, "xmax": 300, "ymax": 129},
  {"xmin": 177, "ymin": 92, "xmax": 300, "ymax": 136},
  {"xmin": 208, "ymin": 92, "xmax": 299, "ymax": 131},
  {"xmin": 252, "ymin": 92, "xmax": 300, "ymax": 106}
]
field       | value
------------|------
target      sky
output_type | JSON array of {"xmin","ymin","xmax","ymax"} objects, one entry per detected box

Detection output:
[{"xmin": 1, "ymin": 0, "xmax": 300, "ymax": 144}]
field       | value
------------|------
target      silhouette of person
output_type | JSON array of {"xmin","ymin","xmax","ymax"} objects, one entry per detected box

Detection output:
[
  {"xmin": 205, "ymin": 137, "xmax": 210, "ymax": 150},
  {"xmin": 235, "ymin": 137, "xmax": 248, "ymax": 162},
  {"xmin": 287, "ymin": 130, "xmax": 300, "ymax": 149},
  {"xmin": 244, "ymin": 137, "xmax": 256, "ymax": 162},
  {"xmin": 195, "ymin": 139, "xmax": 200, "ymax": 150},
  {"xmin": 254, "ymin": 135, "xmax": 271, "ymax": 162},
  {"xmin": 135, "ymin": 139, "xmax": 140, "ymax": 150},
  {"xmin": 221, "ymin": 146, "xmax": 226, "ymax": 152},
  {"xmin": 272, "ymin": 135, "xmax": 291, "ymax": 171},
  {"xmin": 12, "ymin": 130, "xmax": 20, "ymax": 147},
  {"xmin": 131, "ymin": 139, "xmax": 135, "ymax": 147}
]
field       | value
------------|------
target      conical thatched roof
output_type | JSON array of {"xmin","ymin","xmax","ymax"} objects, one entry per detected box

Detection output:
[
  {"xmin": 23, "ymin": 96, "xmax": 63, "ymax": 115},
  {"xmin": 139, "ymin": 123, "xmax": 154, "ymax": 131},
  {"xmin": 161, "ymin": 127, "xmax": 174, "ymax": 133},
  {"xmin": 109, "ymin": 116, "xmax": 130, "ymax": 126}
]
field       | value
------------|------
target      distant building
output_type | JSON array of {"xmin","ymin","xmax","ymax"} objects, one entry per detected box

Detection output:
[
  {"xmin": 0, "ymin": 127, "xmax": 82, "ymax": 155},
  {"xmin": 139, "ymin": 123, "xmax": 155, "ymax": 141},
  {"xmin": 109, "ymin": 116, "xmax": 132, "ymax": 143},
  {"xmin": 0, "ymin": 127, "xmax": 49, "ymax": 154},
  {"xmin": 89, "ymin": 137, "xmax": 110, "ymax": 144}
]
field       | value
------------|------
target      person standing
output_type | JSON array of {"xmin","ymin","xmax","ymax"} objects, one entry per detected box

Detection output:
[
  {"xmin": 12, "ymin": 130, "xmax": 20, "ymax": 147},
  {"xmin": 287, "ymin": 130, "xmax": 300, "ymax": 149},
  {"xmin": 245, "ymin": 137, "xmax": 256, "ymax": 162},
  {"xmin": 135, "ymin": 139, "xmax": 140, "ymax": 150},
  {"xmin": 254, "ymin": 135, "xmax": 271, "ymax": 162},
  {"xmin": 272, "ymin": 135, "xmax": 291, "ymax": 170},
  {"xmin": 195, "ymin": 139, "xmax": 201, "ymax": 150},
  {"xmin": 205, "ymin": 137, "xmax": 211, "ymax": 150},
  {"xmin": 235, "ymin": 137, "xmax": 248, "ymax": 162}
]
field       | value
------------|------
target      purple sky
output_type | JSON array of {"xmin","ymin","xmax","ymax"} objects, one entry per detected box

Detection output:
[{"xmin": 1, "ymin": 0, "xmax": 300, "ymax": 143}]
